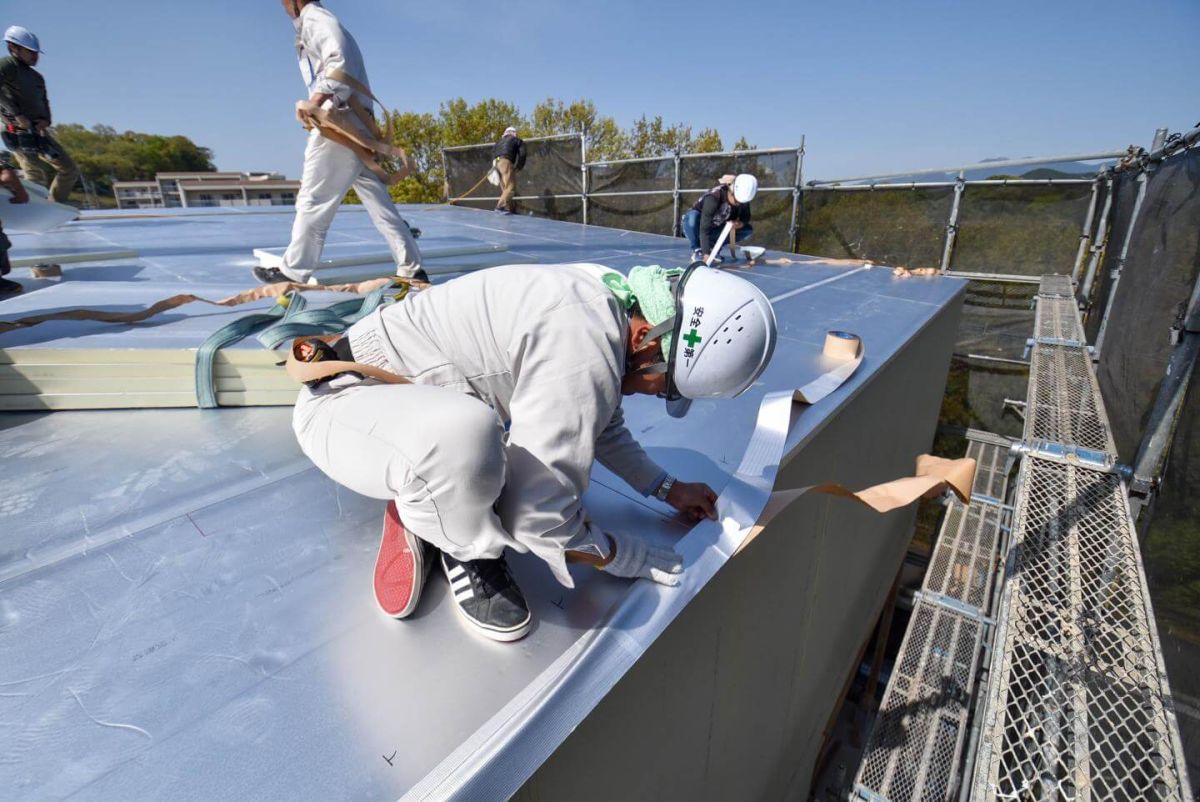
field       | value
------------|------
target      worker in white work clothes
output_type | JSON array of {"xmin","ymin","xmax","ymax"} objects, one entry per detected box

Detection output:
[
  {"xmin": 491, "ymin": 126, "xmax": 526, "ymax": 214},
  {"xmin": 682, "ymin": 173, "xmax": 758, "ymax": 265},
  {"xmin": 254, "ymin": 0, "xmax": 423, "ymax": 285},
  {"xmin": 290, "ymin": 263, "xmax": 777, "ymax": 641},
  {"xmin": 0, "ymin": 27, "xmax": 80, "ymax": 205}
]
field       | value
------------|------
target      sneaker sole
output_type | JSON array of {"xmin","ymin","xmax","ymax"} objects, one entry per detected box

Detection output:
[
  {"xmin": 373, "ymin": 501, "xmax": 424, "ymax": 619},
  {"xmin": 441, "ymin": 555, "xmax": 532, "ymax": 643}
]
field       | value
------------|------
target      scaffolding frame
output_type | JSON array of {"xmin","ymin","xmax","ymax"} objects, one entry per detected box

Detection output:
[{"xmin": 853, "ymin": 277, "xmax": 1193, "ymax": 802}]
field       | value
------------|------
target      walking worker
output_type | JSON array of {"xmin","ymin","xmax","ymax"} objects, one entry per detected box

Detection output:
[
  {"xmin": 491, "ymin": 126, "xmax": 526, "ymax": 214},
  {"xmin": 0, "ymin": 27, "xmax": 80, "ymax": 205},
  {"xmin": 682, "ymin": 173, "xmax": 758, "ymax": 265},
  {"xmin": 0, "ymin": 149, "xmax": 30, "ymax": 300},
  {"xmin": 254, "ymin": 0, "xmax": 424, "ymax": 285},
  {"xmin": 289, "ymin": 262, "xmax": 778, "ymax": 641}
]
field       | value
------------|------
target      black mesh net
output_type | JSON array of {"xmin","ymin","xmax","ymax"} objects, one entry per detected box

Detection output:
[
  {"xmin": 796, "ymin": 187, "xmax": 953, "ymax": 267},
  {"xmin": 587, "ymin": 193, "xmax": 676, "ymax": 236},
  {"xmin": 1096, "ymin": 148, "xmax": 1200, "ymax": 461},
  {"xmin": 677, "ymin": 150, "xmax": 799, "ymax": 192},
  {"xmin": 939, "ymin": 357, "xmax": 1028, "ymax": 440},
  {"xmin": 587, "ymin": 157, "xmax": 674, "ymax": 194},
  {"xmin": 1141, "ymin": 354, "xmax": 1200, "ymax": 786},
  {"xmin": 952, "ymin": 183, "xmax": 1095, "ymax": 277},
  {"xmin": 444, "ymin": 136, "xmax": 583, "ymax": 203},
  {"xmin": 956, "ymin": 280, "xmax": 1038, "ymax": 361}
]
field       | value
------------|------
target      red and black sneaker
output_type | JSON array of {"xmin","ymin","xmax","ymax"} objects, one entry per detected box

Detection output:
[{"xmin": 373, "ymin": 501, "xmax": 427, "ymax": 619}]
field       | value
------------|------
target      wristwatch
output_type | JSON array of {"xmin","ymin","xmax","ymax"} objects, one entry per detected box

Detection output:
[{"xmin": 654, "ymin": 475, "xmax": 676, "ymax": 503}]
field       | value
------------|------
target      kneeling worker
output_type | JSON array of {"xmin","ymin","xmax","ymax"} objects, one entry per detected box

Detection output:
[
  {"xmin": 682, "ymin": 173, "xmax": 758, "ymax": 264},
  {"xmin": 291, "ymin": 262, "xmax": 777, "ymax": 641},
  {"xmin": 0, "ymin": 27, "xmax": 80, "ymax": 205},
  {"xmin": 255, "ymin": 0, "xmax": 423, "ymax": 285}
]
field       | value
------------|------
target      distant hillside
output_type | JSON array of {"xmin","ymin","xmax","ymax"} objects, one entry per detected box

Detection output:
[{"xmin": 838, "ymin": 158, "xmax": 1115, "ymax": 185}]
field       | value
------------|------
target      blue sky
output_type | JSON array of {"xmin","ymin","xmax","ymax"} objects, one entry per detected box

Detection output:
[{"xmin": 9, "ymin": 0, "xmax": 1199, "ymax": 181}]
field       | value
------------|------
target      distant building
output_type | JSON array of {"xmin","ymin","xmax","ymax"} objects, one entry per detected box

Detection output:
[{"xmin": 113, "ymin": 171, "xmax": 301, "ymax": 210}]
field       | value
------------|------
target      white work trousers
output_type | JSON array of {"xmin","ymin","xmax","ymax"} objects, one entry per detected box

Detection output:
[
  {"xmin": 281, "ymin": 130, "xmax": 422, "ymax": 283},
  {"xmin": 294, "ymin": 381, "xmax": 514, "ymax": 562}
]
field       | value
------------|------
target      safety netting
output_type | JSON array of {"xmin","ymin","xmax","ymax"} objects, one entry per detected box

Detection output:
[
  {"xmin": 444, "ymin": 135, "xmax": 583, "ymax": 209},
  {"xmin": 587, "ymin": 157, "xmax": 675, "ymax": 195},
  {"xmin": 952, "ymin": 183, "xmax": 1095, "ymax": 276},
  {"xmin": 1141, "ymin": 357, "xmax": 1200, "ymax": 785},
  {"xmin": 677, "ymin": 150, "xmax": 800, "ymax": 193},
  {"xmin": 956, "ymin": 280, "xmax": 1039, "ymax": 362},
  {"xmin": 1096, "ymin": 147, "xmax": 1200, "ymax": 461},
  {"xmin": 586, "ymin": 193, "xmax": 676, "ymax": 237},
  {"xmin": 795, "ymin": 187, "xmax": 953, "ymax": 268}
]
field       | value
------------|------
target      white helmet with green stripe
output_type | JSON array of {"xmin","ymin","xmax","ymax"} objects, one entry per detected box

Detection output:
[{"xmin": 630, "ymin": 263, "xmax": 778, "ymax": 417}]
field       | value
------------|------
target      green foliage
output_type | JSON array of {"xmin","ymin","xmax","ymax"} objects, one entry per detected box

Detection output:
[
  {"xmin": 52, "ymin": 123, "xmax": 215, "ymax": 196},
  {"xmin": 528, "ymin": 98, "xmax": 626, "ymax": 161},
  {"xmin": 374, "ymin": 97, "xmax": 755, "ymax": 203},
  {"xmin": 733, "ymin": 136, "xmax": 756, "ymax": 151},
  {"xmin": 625, "ymin": 114, "xmax": 722, "ymax": 158}
]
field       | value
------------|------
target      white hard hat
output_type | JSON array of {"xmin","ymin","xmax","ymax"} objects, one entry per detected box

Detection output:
[
  {"xmin": 635, "ymin": 264, "xmax": 777, "ymax": 418},
  {"xmin": 732, "ymin": 173, "xmax": 758, "ymax": 203},
  {"xmin": 4, "ymin": 26, "xmax": 43, "ymax": 54}
]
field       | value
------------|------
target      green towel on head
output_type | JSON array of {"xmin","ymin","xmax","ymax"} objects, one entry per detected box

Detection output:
[{"xmin": 600, "ymin": 265, "xmax": 682, "ymax": 361}]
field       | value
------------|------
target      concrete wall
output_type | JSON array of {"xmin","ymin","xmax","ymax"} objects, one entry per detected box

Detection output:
[{"xmin": 514, "ymin": 296, "xmax": 964, "ymax": 801}]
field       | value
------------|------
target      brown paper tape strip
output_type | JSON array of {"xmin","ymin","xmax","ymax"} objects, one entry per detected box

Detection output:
[
  {"xmin": 0, "ymin": 276, "xmax": 430, "ymax": 335},
  {"xmin": 734, "ymin": 454, "xmax": 977, "ymax": 556}
]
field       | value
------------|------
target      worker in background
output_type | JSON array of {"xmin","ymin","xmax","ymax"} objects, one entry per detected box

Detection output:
[
  {"xmin": 681, "ymin": 173, "xmax": 758, "ymax": 264},
  {"xmin": 291, "ymin": 263, "xmax": 777, "ymax": 641},
  {"xmin": 0, "ymin": 27, "xmax": 80, "ymax": 206},
  {"xmin": 254, "ymin": 0, "xmax": 424, "ymax": 285},
  {"xmin": 0, "ymin": 149, "xmax": 29, "ymax": 300},
  {"xmin": 491, "ymin": 126, "xmax": 526, "ymax": 215}
]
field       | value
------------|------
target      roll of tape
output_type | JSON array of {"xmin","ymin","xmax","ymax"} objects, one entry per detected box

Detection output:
[{"xmin": 824, "ymin": 330, "xmax": 862, "ymax": 360}]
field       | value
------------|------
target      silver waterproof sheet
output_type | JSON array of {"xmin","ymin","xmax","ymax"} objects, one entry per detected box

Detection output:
[{"xmin": 0, "ymin": 206, "xmax": 964, "ymax": 799}]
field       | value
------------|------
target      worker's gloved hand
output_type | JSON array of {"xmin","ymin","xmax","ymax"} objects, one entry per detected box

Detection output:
[{"xmin": 601, "ymin": 530, "xmax": 684, "ymax": 587}]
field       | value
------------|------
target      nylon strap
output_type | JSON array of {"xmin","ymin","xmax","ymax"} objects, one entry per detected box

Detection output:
[{"xmin": 195, "ymin": 293, "xmax": 307, "ymax": 409}]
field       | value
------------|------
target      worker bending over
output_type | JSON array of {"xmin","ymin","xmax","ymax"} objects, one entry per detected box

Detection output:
[
  {"xmin": 255, "ymin": 0, "xmax": 423, "ymax": 285},
  {"xmin": 292, "ymin": 263, "xmax": 777, "ymax": 641},
  {"xmin": 491, "ymin": 126, "xmax": 526, "ymax": 214},
  {"xmin": 0, "ymin": 149, "xmax": 29, "ymax": 300},
  {"xmin": 0, "ymin": 27, "xmax": 79, "ymax": 205},
  {"xmin": 682, "ymin": 173, "xmax": 758, "ymax": 264}
]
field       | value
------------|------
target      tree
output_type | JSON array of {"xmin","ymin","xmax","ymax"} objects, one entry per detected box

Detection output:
[
  {"xmin": 385, "ymin": 110, "xmax": 443, "ymax": 204},
  {"xmin": 733, "ymin": 136, "xmax": 757, "ymax": 151},
  {"xmin": 529, "ymin": 98, "xmax": 626, "ymax": 161},
  {"xmin": 52, "ymin": 124, "xmax": 215, "ymax": 196},
  {"xmin": 691, "ymin": 128, "xmax": 724, "ymax": 154},
  {"xmin": 437, "ymin": 97, "xmax": 526, "ymax": 148},
  {"xmin": 626, "ymin": 114, "xmax": 696, "ymax": 158}
]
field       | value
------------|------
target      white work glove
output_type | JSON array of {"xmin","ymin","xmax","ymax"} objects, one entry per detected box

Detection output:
[{"xmin": 601, "ymin": 530, "xmax": 684, "ymax": 587}]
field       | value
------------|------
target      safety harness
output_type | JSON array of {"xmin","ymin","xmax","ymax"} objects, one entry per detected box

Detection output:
[{"xmin": 294, "ymin": 6, "xmax": 411, "ymax": 185}]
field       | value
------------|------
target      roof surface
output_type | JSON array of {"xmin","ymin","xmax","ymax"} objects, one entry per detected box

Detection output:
[{"xmin": 0, "ymin": 205, "xmax": 964, "ymax": 799}]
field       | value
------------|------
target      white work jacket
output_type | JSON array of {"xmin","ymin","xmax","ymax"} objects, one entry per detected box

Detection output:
[
  {"xmin": 344, "ymin": 265, "xmax": 668, "ymax": 587},
  {"xmin": 294, "ymin": 2, "xmax": 370, "ymax": 105}
]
